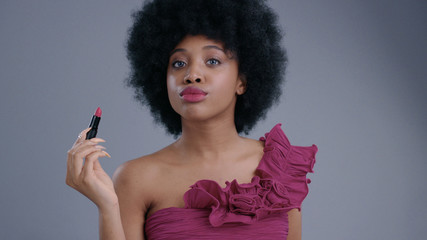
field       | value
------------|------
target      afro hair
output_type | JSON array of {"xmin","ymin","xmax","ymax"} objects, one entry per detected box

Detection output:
[{"xmin": 126, "ymin": 0, "xmax": 287, "ymax": 136}]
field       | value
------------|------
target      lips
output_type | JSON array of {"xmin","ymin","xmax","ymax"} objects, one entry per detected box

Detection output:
[{"xmin": 179, "ymin": 87, "xmax": 207, "ymax": 103}]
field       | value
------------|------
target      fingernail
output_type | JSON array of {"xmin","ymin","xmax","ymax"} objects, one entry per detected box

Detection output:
[
  {"xmin": 102, "ymin": 151, "xmax": 111, "ymax": 158},
  {"xmin": 95, "ymin": 145, "xmax": 106, "ymax": 150}
]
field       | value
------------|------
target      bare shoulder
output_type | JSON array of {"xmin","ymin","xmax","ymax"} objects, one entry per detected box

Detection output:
[
  {"xmin": 112, "ymin": 149, "xmax": 173, "ymax": 239},
  {"xmin": 113, "ymin": 148, "xmax": 171, "ymax": 204},
  {"xmin": 240, "ymin": 137, "xmax": 265, "ymax": 157},
  {"xmin": 113, "ymin": 153, "xmax": 163, "ymax": 188},
  {"xmin": 248, "ymin": 137, "xmax": 264, "ymax": 149}
]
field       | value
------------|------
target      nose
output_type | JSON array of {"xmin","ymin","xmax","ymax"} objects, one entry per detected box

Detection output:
[
  {"xmin": 185, "ymin": 77, "xmax": 201, "ymax": 84},
  {"xmin": 184, "ymin": 64, "xmax": 203, "ymax": 84}
]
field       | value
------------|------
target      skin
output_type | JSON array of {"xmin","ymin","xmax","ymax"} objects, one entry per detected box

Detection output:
[{"xmin": 66, "ymin": 35, "xmax": 302, "ymax": 240}]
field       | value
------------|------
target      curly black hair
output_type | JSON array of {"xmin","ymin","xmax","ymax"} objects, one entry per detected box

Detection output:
[{"xmin": 126, "ymin": 0, "xmax": 287, "ymax": 136}]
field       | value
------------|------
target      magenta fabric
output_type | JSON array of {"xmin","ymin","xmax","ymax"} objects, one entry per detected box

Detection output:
[{"xmin": 145, "ymin": 124, "xmax": 318, "ymax": 239}]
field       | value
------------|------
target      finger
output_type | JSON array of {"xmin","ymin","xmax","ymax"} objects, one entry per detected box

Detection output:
[
  {"xmin": 71, "ymin": 139, "xmax": 99, "ymax": 153},
  {"xmin": 70, "ymin": 137, "xmax": 107, "ymax": 156},
  {"xmin": 88, "ymin": 138, "xmax": 106, "ymax": 143},
  {"xmin": 93, "ymin": 151, "xmax": 111, "ymax": 170},
  {"xmin": 101, "ymin": 150, "xmax": 111, "ymax": 158},
  {"xmin": 68, "ymin": 139, "xmax": 105, "ymax": 171},
  {"xmin": 93, "ymin": 157, "xmax": 103, "ymax": 171},
  {"xmin": 72, "ymin": 143, "xmax": 105, "ymax": 158},
  {"xmin": 73, "ymin": 128, "xmax": 91, "ymax": 145},
  {"xmin": 82, "ymin": 150, "xmax": 109, "ymax": 178},
  {"xmin": 67, "ymin": 141, "xmax": 98, "ymax": 170},
  {"xmin": 71, "ymin": 145, "xmax": 106, "ymax": 180},
  {"xmin": 67, "ymin": 142, "xmax": 93, "ymax": 183}
]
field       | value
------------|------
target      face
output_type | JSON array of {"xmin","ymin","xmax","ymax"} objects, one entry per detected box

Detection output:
[{"xmin": 167, "ymin": 35, "xmax": 246, "ymax": 123}]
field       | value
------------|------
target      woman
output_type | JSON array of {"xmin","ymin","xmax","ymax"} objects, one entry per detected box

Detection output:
[{"xmin": 66, "ymin": 0, "xmax": 317, "ymax": 239}]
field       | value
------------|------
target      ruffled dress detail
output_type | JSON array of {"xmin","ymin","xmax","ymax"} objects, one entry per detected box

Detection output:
[
  {"xmin": 145, "ymin": 124, "xmax": 317, "ymax": 239},
  {"xmin": 183, "ymin": 123, "xmax": 317, "ymax": 227}
]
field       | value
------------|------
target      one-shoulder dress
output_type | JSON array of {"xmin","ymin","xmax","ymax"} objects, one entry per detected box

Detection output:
[{"xmin": 145, "ymin": 124, "xmax": 318, "ymax": 239}]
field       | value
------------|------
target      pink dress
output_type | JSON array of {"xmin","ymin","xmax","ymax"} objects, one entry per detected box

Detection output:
[{"xmin": 145, "ymin": 124, "xmax": 318, "ymax": 239}]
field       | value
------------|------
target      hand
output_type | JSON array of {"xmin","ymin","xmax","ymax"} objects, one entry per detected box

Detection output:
[{"xmin": 66, "ymin": 128, "xmax": 117, "ymax": 210}]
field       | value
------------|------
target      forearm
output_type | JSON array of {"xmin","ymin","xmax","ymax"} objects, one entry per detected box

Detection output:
[{"xmin": 99, "ymin": 203, "xmax": 126, "ymax": 240}]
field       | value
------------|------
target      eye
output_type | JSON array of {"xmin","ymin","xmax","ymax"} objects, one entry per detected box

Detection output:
[
  {"xmin": 172, "ymin": 60, "xmax": 186, "ymax": 68},
  {"xmin": 206, "ymin": 58, "xmax": 220, "ymax": 65}
]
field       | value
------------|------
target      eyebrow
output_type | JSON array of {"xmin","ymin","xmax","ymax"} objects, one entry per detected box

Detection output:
[
  {"xmin": 169, "ymin": 45, "xmax": 225, "ymax": 56},
  {"xmin": 203, "ymin": 45, "xmax": 225, "ymax": 52}
]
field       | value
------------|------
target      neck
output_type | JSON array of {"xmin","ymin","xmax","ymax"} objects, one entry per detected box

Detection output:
[{"xmin": 174, "ymin": 118, "xmax": 243, "ymax": 162}]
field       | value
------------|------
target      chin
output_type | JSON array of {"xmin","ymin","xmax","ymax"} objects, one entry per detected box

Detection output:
[{"xmin": 180, "ymin": 109, "xmax": 212, "ymax": 122}]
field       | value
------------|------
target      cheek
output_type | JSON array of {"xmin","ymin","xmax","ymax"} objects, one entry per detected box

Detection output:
[
  {"xmin": 211, "ymin": 73, "xmax": 240, "ymax": 95},
  {"xmin": 166, "ymin": 75, "xmax": 181, "ymax": 110},
  {"xmin": 167, "ymin": 78, "xmax": 174, "ymax": 98},
  {"xmin": 166, "ymin": 69, "xmax": 182, "ymax": 91}
]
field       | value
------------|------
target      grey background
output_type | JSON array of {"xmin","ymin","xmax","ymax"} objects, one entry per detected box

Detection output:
[{"xmin": 1, "ymin": 0, "xmax": 426, "ymax": 239}]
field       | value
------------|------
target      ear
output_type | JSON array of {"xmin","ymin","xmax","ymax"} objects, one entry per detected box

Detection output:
[{"xmin": 236, "ymin": 74, "xmax": 247, "ymax": 95}]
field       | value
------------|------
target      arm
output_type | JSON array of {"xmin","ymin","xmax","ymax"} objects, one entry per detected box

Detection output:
[
  {"xmin": 113, "ymin": 161, "xmax": 152, "ymax": 240},
  {"xmin": 66, "ymin": 128, "xmax": 126, "ymax": 240},
  {"xmin": 98, "ymin": 202, "xmax": 126, "ymax": 240},
  {"xmin": 287, "ymin": 209, "xmax": 302, "ymax": 240}
]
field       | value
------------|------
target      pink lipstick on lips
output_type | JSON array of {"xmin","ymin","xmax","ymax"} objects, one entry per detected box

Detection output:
[
  {"xmin": 86, "ymin": 107, "xmax": 102, "ymax": 139},
  {"xmin": 179, "ymin": 87, "xmax": 207, "ymax": 103}
]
